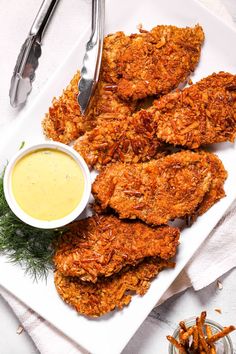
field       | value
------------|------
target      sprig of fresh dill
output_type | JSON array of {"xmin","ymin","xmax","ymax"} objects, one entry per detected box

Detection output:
[{"xmin": 0, "ymin": 173, "xmax": 63, "ymax": 281}]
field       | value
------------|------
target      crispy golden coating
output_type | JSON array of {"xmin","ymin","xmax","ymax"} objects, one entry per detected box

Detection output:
[
  {"xmin": 54, "ymin": 257, "xmax": 174, "ymax": 317},
  {"xmin": 191, "ymin": 151, "xmax": 227, "ymax": 218},
  {"xmin": 87, "ymin": 80, "xmax": 137, "ymax": 122},
  {"xmin": 92, "ymin": 151, "xmax": 212, "ymax": 225},
  {"xmin": 43, "ymin": 24, "xmax": 204, "ymax": 143},
  {"xmin": 101, "ymin": 31, "xmax": 131, "ymax": 84},
  {"xmin": 103, "ymin": 25, "xmax": 204, "ymax": 100},
  {"xmin": 42, "ymin": 30, "xmax": 138, "ymax": 144},
  {"xmin": 74, "ymin": 109, "xmax": 165, "ymax": 169},
  {"xmin": 42, "ymin": 71, "xmax": 83, "ymax": 144},
  {"xmin": 42, "ymin": 72, "xmax": 136, "ymax": 144},
  {"xmin": 74, "ymin": 72, "xmax": 236, "ymax": 169},
  {"xmin": 155, "ymin": 72, "xmax": 236, "ymax": 148},
  {"xmin": 53, "ymin": 215, "xmax": 179, "ymax": 282}
]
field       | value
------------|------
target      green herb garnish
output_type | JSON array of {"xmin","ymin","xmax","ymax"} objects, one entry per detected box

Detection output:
[
  {"xmin": 0, "ymin": 172, "xmax": 63, "ymax": 281},
  {"xmin": 19, "ymin": 141, "xmax": 25, "ymax": 150}
]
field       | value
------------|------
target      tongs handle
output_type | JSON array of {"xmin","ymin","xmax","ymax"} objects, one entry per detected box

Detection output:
[
  {"xmin": 91, "ymin": 0, "xmax": 105, "ymax": 83},
  {"xmin": 9, "ymin": 0, "xmax": 60, "ymax": 108},
  {"xmin": 91, "ymin": 0, "xmax": 105, "ymax": 35},
  {"xmin": 91, "ymin": 0, "xmax": 98, "ymax": 34},
  {"xmin": 30, "ymin": 0, "xmax": 60, "ymax": 41},
  {"xmin": 78, "ymin": 0, "xmax": 105, "ymax": 114}
]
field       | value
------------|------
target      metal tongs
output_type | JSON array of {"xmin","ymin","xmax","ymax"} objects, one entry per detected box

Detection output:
[
  {"xmin": 9, "ymin": 0, "xmax": 59, "ymax": 108},
  {"xmin": 78, "ymin": 0, "xmax": 105, "ymax": 115}
]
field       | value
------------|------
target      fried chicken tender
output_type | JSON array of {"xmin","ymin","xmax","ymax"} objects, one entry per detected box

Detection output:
[
  {"xmin": 92, "ymin": 151, "xmax": 213, "ymax": 225},
  {"xmin": 191, "ymin": 151, "xmax": 227, "ymax": 218},
  {"xmin": 155, "ymin": 72, "xmax": 236, "ymax": 148},
  {"xmin": 102, "ymin": 25, "xmax": 204, "ymax": 100},
  {"xmin": 74, "ymin": 109, "xmax": 165, "ymax": 169},
  {"xmin": 42, "ymin": 31, "xmax": 137, "ymax": 144},
  {"xmin": 43, "ymin": 24, "xmax": 204, "ymax": 143},
  {"xmin": 54, "ymin": 258, "xmax": 174, "ymax": 317},
  {"xmin": 42, "ymin": 72, "xmax": 136, "ymax": 144},
  {"xmin": 53, "ymin": 215, "xmax": 179, "ymax": 282},
  {"xmin": 75, "ymin": 72, "xmax": 236, "ymax": 169},
  {"xmin": 42, "ymin": 71, "xmax": 83, "ymax": 144}
]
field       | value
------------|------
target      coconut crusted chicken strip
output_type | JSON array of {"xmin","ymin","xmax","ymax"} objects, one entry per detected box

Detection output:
[
  {"xmin": 102, "ymin": 25, "xmax": 204, "ymax": 100},
  {"xmin": 53, "ymin": 215, "xmax": 179, "ymax": 282},
  {"xmin": 92, "ymin": 151, "xmax": 213, "ymax": 225},
  {"xmin": 155, "ymin": 72, "xmax": 236, "ymax": 148},
  {"xmin": 74, "ymin": 108, "xmax": 165, "ymax": 169},
  {"xmin": 54, "ymin": 257, "xmax": 175, "ymax": 317}
]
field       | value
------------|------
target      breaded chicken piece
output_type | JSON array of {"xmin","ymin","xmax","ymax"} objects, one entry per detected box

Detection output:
[
  {"xmin": 42, "ymin": 72, "xmax": 136, "ymax": 144},
  {"xmin": 43, "ymin": 25, "xmax": 204, "ymax": 143},
  {"xmin": 75, "ymin": 72, "xmax": 236, "ymax": 169},
  {"xmin": 42, "ymin": 30, "xmax": 137, "ymax": 144},
  {"xmin": 87, "ymin": 80, "xmax": 137, "ymax": 122},
  {"xmin": 74, "ymin": 109, "xmax": 165, "ymax": 169},
  {"xmin": 155, "ymin": 72, "xmax": 236, "ymax": 148},
  {"xmin": 54, "ymin": 257, "xmax": 174, "ymax": 317},
  {"xmin": 102, "ymin": 25, "xmax": 204, "ymax": 100},
  {"xmin": 92, "ymin": 151, "xmax": 212, "ymax": 225},
  {"xmin": 101, "ymin": 31, "xmax": 131, "ymax": 84},
  {"xmin": 53, "ymin": 215, "xmax": 179, "ymax": 282},
  {"xmin": 42, "ymin": 71, "xmax": 83, "ymax": 144},
  {"xmin": 191, "ymin": 151, "xmax": 227, "ymax": 218}
]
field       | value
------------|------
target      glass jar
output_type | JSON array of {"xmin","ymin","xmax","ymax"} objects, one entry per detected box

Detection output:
[{"xmin": 168, "ymin": 317, "xmax": 234, "ymax": 354}]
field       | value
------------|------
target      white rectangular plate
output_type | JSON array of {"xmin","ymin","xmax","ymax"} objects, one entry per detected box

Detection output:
[{"xmin": 0, "ymin": 1, "xmax": 236, "ymax": 353}]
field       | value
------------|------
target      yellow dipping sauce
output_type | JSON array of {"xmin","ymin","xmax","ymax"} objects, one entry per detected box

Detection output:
[{"xmin": 11, "ymin": 149, "xmax": 84, "ymax": 221}]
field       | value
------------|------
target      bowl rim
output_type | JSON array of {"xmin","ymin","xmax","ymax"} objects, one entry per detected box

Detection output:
[{"xmin": 3, "ymin": 141, "xmax": 91, "ymax": 229}]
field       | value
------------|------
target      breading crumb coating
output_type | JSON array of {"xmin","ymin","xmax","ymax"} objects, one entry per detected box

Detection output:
[
  {"xmin": 92, "ymin": 151, "xmax": 212, "ymax": 225},
  {"xmin": 191, "ymin": 151, "xmax": 227, "ymax": 218},
  {"xmin": 103, "ymin": 25, "xmax": 204, "ymax": 100},
  {"xmin": 42, "ymin": 24, "xmax": 204, "ymax": 143},
  {"xmin": 53, "ymin": 215, "xmax": 179, "ymax": 282},
  {"xmin": 42, "ymin": 71, "xmax": 83, "ymax": 144},
  {"xmin": 42, "ymin": 72, "xmax": 136, "ymax": 144},
  {"xmin": 74, "ymin": 72, "xmax": 236, "ymax": 169},
  {"xmin": 74, "ymin": 109, "xmax": 165, "ymax": 169},
  {"xmin": 54, "ymin": 258, "xmax": 175, "ymax": 317},
  {"xmin": 155, "ymin": 72, "xmax": 236, "ymax": 148}
]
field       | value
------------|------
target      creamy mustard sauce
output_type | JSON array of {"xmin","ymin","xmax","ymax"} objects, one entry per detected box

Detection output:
[{"xmin": 11, "ymin": 149, "xmax": 84, "ymax": 221}]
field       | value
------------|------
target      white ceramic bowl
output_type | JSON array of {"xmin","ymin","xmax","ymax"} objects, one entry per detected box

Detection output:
[{"xmin": 3, "ymin": 142, "xmax": 91, "ymax": 229}]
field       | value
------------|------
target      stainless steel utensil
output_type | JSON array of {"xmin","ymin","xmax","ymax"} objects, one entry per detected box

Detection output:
[
  {"xmin": 9, "ymin": 0, "xmax": 60, "ymax": 108},
  {"xmin": 78, "ymin": 0, "xmax": 105, "ymax": 115}
]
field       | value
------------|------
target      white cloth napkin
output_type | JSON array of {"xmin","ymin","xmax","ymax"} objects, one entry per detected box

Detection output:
[
  {"xmin": 159, "ymin": 198, "xmax": 236, "ymax": 305},
  {"xmin": 0, "ymin": 1, "xmax": 236, "ymax": 354}
]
